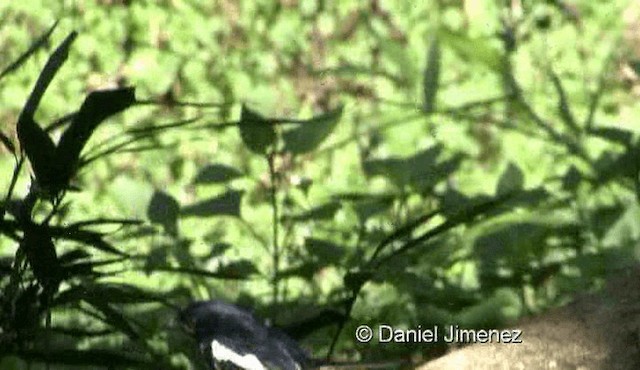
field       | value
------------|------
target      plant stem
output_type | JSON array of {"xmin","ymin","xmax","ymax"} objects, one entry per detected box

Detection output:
[{"xmin": 268, "ymin": 153, "xmax": 280, "ymax": 303}]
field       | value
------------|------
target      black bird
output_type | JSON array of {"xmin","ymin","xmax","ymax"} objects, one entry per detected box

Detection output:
[{"xmin": 178, "ymin": 300, "xmax": 311, "ymax": 370}]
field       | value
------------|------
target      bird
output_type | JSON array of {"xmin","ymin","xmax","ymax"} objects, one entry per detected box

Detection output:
[
  {"xmin": 178, "ymin": 300, "xmax": 406, "ymax": 370},
  {"xmin": 178, "ymin": 300, "xmax": 311, "ymax": 370}
]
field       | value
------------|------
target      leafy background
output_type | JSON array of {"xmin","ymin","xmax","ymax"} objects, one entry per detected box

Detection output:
[{"xmin": 1, "ymin": 0, "xmax": 639, "ymax": 368}]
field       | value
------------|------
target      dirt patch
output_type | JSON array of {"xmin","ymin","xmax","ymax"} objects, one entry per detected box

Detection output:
[{"xmin": 417, "ymin": 266, "xmax": 640, "ymax": 370}]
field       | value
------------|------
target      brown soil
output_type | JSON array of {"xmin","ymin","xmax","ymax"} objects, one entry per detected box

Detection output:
[{"xmin": 417, "ymin": 266, "xmax": 640, "ymax": 370}]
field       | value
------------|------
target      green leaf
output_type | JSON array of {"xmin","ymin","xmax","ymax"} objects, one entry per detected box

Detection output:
[
  {"xmin": 474, "ymin": 222, "xmax": 555, "ymax": 267},
  {"xmin": 54, "ymin": 87, "xmax": 136, "ymax": 189},
  {"xmin": 439, "ymin": 189, "xmax": 493, "ymax": 217},
  {"xmin": 17, "ymin": 31, "xmax": 76, "ymax": 193},
  {"xmin": 144, "ymin": 265, "xmax": 256, "ymax": 280},
  {"xmin": 362, "ymin": 156, "xmax": 407, "ymax": 186},
  {"xmin": 0, "ymin": 21, "xmax": 58, "ymax": 81},
  {"xmin": 207, "ymin": 242, "xmax": 232, "ymax": 258},
  {"xmin": 147, "ymin": 190, "xmax": 180, "ymax": 236},
  {"xmin": 496, "ymin": 162, "xmax": 524, "ymax": 196},
  {"xmin": 58, "ymin": 249, "xmax": 91, "ymax": 264},
  {"xmin": 53, "ymin": 283, "xmax": 164, "ymax": 307},
  {"xmin": 602, "ymin": 202, "xmax": 640, "ymax": 247},
  {"xmin": 561, "ymin": 165, "xmax": 582, "ymax": 192},
  {"xmin": 238, "ymin": 105, "xmax": 275, "ymax": 155},
  {"xmin": 14, "ymin": 349, "xmax": 149, "ymax": 367},
  {"xmin": 276, "ymin": 261, "xmax": 321, "ymax": 281},
  {"xmin": 588, "ymin": 126, "xmax": 633, "ymax": 146},
  {"xmin": 21, "ymin": 223, "xmax": 61, "ymax": 291},
  {"xmin": 214, "ymin": 259, "xmax": 259, "ymax": 279},
  {"xmin": 419, "ymin": 153, "xmax": 464, "ymax": 190},
  {"xmin": 283, "ymin": 106, "xmax": 343, "ymax": 154},
  {"xmin": 17, "ymin": 115, "xmax": 57, "ymax": 191},
  {"xmin": 380, "ymin": 193, "xmax": 517, "ymax": 264},
  {"xmin": 180, "ymin": 190, "xmax": 243, "ymax": 218},
  {"xmin": 588, "ymin": 204, "xmax": 626, "ymax": 239},
  {"xmin": 82, "ymin": 297, "xmax": 141, "ymax": 340},
  {"xmin": 304, "ymin": 238, "xmax": 345, "ymax": 264},
  {"xmin": 282, "ymin": 201, "xmax": 341, "ymax": 222},
  {"xmin": 363, "ymin": 145, "xmax": 453, "ymax": 190},
  {"xmin": 333, "ymin": 192, "xmax": 396, "ymax": 221},
  {"xmin": 439, "ymin": 28, "xmax": 502, "ymax": 72},
  {"xmin": 144, "ymin": 247, "xmax": 168, "ymax": 272},
  {"xmin": 592, "ymin": 148, "xmax": 639, "ymax": 185},
  {"xmin": 567, "ymin": 248, "xmax": 636, "ymax": 278},
  {"xmin": 379, "ymin": 38, "xmax": 418, "ymax": 86},
  {"xmin": 60, "ymin": 259, "xmax": 112, "ymax": 278},
  {"xmin": 12, "ymin": 285, "xmax": 42, "ymax": 331},
  {"xmin": 22, "ymin": 32, "xmax": 76, "ymax": 119},
  {"xmin": 423, "ymin": 36, "xmax": 441, "ymax": 114},
  {"xmin": 64, "ymin": 218, "xmax": 143, "ymax": 229},
  {"xmin": 0, "ymin": 131, "xmax": 16, "ymax": 155},
  {"xmin": 279, "ymin": 307, "xmax": 346, "ymax": 340},
  {"xmin": 501, "ymin": 187, "xmax": 549, "ymax": 211},
  {"xmin": 344, "ymin": 270, "xmax": 374, "ymax": 291},
  {"xmin": 456, "ymin": 288, "xmax": 521, "ymax": 328},
  {"xmin": 193, "ymin": 163, "xmax": 244, "ymax": 184},
  {"xmin": 351, "ymin": 195, "xmax": 395, "ymax": 222},
  {"xmin": 48, "ymin": 226, "xmax": 128, "ymax": 256}
]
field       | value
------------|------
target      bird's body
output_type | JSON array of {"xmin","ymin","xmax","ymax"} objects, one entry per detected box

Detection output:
[{"xmin": 179, "ymin": 300, "xmax": 310, "ymax": 370}]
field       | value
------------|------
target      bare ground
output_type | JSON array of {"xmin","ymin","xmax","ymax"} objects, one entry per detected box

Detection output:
[{"xmin": 417, "ymin": 266, "xmax": 640, "ymax": 370}]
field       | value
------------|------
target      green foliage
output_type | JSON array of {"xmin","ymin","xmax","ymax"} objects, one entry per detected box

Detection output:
[
  {"xmin": 0, "ymin": 26, "xmax": 188, "ymax": 369},
  {"xmin": 238, "ymin": 105, "xmax": 276, "ymax": 155},
  {"xmin": 283, "ymin": 106, "xmax": 344, "ymax": 155},
  {"xmin": 1, "ymin": 0, "xmax": 639, "ymax": 369}
]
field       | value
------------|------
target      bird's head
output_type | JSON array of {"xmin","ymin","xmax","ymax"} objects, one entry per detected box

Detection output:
[{"xmin": 177, "ymin": 300, "xmax": 309, "ymax": 370}]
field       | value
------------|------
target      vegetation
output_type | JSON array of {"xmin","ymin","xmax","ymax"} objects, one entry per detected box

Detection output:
[{"xmin": 0, "ymin": 1, "xmax": 638, "ymax": 368}]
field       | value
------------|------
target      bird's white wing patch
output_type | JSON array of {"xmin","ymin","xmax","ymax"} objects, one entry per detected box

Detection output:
[{"xmin": 211, "ymin": 340, "xmax": 266, "ymax": 370}]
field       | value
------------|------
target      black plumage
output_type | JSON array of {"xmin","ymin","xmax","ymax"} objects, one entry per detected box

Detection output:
[{"xmin": 179, "ymin": 300, "xmax": 310, "ymax": 370}]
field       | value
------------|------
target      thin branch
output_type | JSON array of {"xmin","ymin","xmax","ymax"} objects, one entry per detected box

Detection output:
[{"xmin": 268, "ymin": 153, "xmax": 281, "ymax": 304}]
